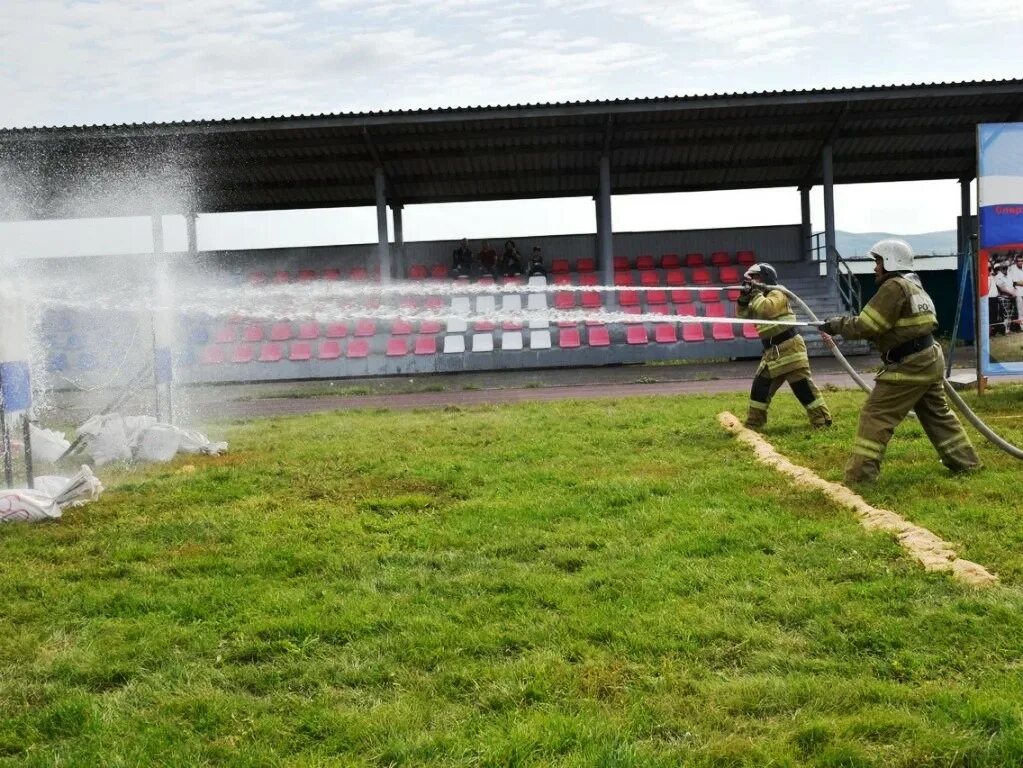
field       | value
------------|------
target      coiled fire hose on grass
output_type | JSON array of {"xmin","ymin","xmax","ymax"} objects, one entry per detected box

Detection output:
[{"xmin": 780, "ymin": 284, "xmax": 1023, "ymax": 461}]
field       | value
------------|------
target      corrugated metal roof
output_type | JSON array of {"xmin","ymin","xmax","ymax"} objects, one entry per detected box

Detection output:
[{"xmin": 2, "ymin": 79, "xmax": 1022, "ymax": 219}]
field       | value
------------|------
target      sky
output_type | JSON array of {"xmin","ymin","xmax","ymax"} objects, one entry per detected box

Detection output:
[{"xmin": 2, "ymin": 0, "xmax": 1022, "ymax": 258}]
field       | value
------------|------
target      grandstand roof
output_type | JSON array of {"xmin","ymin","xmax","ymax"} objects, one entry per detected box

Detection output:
[{"xmin": 3, "ymin": 79, "xmax": 1023, "ymax": 220}]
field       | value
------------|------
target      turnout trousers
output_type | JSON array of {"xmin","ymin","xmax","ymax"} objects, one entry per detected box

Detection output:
[
  {"xmin": 846, "ymin": 377, "xmax": 980, "ymax": 484},
  {"xmin": 745, "ymin": 361, "xmax": 831, "ymax": 430}
]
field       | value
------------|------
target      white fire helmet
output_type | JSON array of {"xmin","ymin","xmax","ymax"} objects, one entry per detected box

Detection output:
[{"xmin": 869, "ymin": 238, "xmax": 914, "ymax": 272}]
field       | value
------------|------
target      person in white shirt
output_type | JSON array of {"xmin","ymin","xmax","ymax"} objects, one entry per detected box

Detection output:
[
  {"xmin": 988, "ymin": 263, "xmax": 1007, "ymax": 335},
  {"xmin": 1007, "ymin": 252, "xmax": 1023, "ymax": 332}
]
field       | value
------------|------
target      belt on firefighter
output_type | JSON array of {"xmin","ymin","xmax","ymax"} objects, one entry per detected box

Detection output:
[
  {"xmin": 762, "ymin": 327, "xmax": 797, "ymax": 350},
  {"xmin": 882, "ymin": 334, "xmax": 935, "ymax": 364}
]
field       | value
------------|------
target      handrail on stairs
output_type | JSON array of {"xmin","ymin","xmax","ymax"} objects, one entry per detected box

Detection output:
[{"xmin": 809, "ymin": 232, "xmax": 862, "ymax": 314}]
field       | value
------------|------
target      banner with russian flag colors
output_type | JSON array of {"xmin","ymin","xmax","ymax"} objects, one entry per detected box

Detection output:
[{"xmin": 977, "ymin": 123, "xmax": 1023, "ymax": 376}]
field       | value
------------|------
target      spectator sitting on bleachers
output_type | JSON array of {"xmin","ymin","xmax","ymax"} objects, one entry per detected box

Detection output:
[
  {"xmin": 451, "ymin": 238, "xmax": 473, "ymax": 277},
  {"xmin": 476, "ymin": 240, "xmax": 498, "ymax": 277},
  {"xmin": 526, "ymin": 246, "xmax": 547, "ymax": 278},
  {"xmin": 501, "ymin": 240, "xmax": 523, "ymax": 276}
]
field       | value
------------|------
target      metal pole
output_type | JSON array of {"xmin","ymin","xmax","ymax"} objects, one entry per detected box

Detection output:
[
  {"xmin": 822, "ymin": 145, "xmax": 837, "ymax": 279},
  {"xmin": 392, "ymin": 204, "xmax": 404, "ymax": 280},
  {"xmin": 799, "ymin": 186, "xmax": 812, "ymax": 261},
  {"xmin": 22, "ymin": 414, "xmax": 33, "ymax": 489},
  {"xmin": 598, "ymin": 154, "xmax": 614, "ymax": 301},
  {"xmin": 374, "ymin": 168, "xmax": 391, "ymax": 284},
  {"xmin": 959, "ymin": 179, "xmax": 971, "ymax": 257},
  {"xmin": 0, "ymin": 368, "xmax": 12, "ymax": 488}
]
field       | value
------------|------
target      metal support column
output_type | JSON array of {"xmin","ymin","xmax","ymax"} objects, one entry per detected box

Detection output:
[
  {"xmin": 0, "ymin": 368, "xmax": 12, "ymax": 488},
  {"xmin": 374, "ymin": 168, "xmax": 391, "ymax": 284},
  {"xmin": 959, "ymin": 179, "xmax": 972, "ymax": 256},
  {"xmin": 392, "ymin": 204, "xmax": 404, "ymax": 280},
  {"xmin": 822, "ymin": 145, "xmax": 837, "ymax": 278},
  {"xmin": 799, "ymin": 186, "xmax": 812, "ymax": 261},
  {"xmin": 597, "ymin": 154, "xmax": 614, "ymax": 294},
  {"xmin": 186, "ymin": 212, "xmax": 198, "ymax": 254}
]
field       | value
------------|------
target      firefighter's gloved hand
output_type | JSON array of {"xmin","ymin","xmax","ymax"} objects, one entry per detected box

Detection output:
[{"xmin": 816, "ymin": 318, "xmax": 842, "ymax": 335}]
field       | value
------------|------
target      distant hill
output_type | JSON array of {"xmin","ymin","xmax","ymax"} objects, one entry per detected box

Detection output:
[{"xmin": 836, "ymin": 230, "xmax": 957, "ymax": 258}]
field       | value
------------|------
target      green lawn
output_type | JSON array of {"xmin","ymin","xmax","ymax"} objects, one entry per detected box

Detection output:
[{"xmin": 3, "ymin": 386, "xmax": 1023, "ymax": 767}]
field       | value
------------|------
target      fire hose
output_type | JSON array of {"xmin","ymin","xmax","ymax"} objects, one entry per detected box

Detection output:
[{"xmin": 779, "ymin": 284, "xmax": 1023, "ymax": 461}]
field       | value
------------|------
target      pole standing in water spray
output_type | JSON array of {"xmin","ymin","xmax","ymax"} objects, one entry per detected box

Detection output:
[{"xmin": 0, "ymin": 274, "xmax": 35, "ymax": 488}]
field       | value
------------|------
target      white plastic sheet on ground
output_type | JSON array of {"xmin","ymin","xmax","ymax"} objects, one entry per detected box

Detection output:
[
  {"xmin": 77, "ymin": 414, "xmax": 227, "ymax": 465},
  {"xmin": 30, "ymin": 425, "xmax": 72, "ymax": 464},
  {"xmin": 0, "ymin": 466, "xmax": 103, "ymax": 523}
]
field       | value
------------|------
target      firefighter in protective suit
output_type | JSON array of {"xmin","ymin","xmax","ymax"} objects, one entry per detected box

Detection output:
[
  {"xmin": 737, "ymin": 263, "xmax": 832, "ymax": 430},
  {"xmin": 817, "ymin": 239, "xmax": 981, "ymax": 483}
]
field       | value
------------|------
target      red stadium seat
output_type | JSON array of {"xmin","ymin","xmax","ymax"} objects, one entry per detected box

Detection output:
[
  {"xmin": 710, "ymin": 251, "xmax": 730, "ymax": 266},
  {"xmin": 318, "ymin": 340, "xmax": 342, "ymax": 359},
  {"xmin": 273, "ymin": 270, "xmax": 291, "ymax": 284},
  {"xmin": 348, "ymin": 266, "xmax": 369, "ymax": 281},
  {"xmin": 391, "ymin": 318, "xmax": 414, "ymax": 335},
  {"xmin": 289, "ymin": 342, "xmax": 312, "ymax": 361},
  {"xmin": 640, "ymin": 271, "xmax": 665, "ymax": 304},
  {"xmin": 660, "ymin": 254, "xmax": 681, "ymax": 269},
  {"xmin": 231, "ymin": 344, "xmax": 254, "ymax": 363},
  {"xmin": 298, "ymin": 322, "xmax": 320, "ymax": 339},
  {"xmin": 579, "ymin": 273, "xmax": 599, "ymax": 286},
  {"xmin": 743, "ymin": 320, "xmax": 760, "ymax": 340},
  {"xmin": 719, "ymin": 266, "xmax": 741, "ymax": 284},
  {"xmin": 259, "ymin": 343, "xmax": 283, "ymax": 362},
  {"xmin": 502, "ymin": 276, "xmax": 525, "ymax": 285},
  {"xmin": 626, "ymin": 326, "xmax": 648, "ymax": 344},
  {"xmin": 699, "ymin": 289, "xmax": 720, "ymax": 303},
  {"xmin": 425, "ymin": 296, "xmax": 444, "ymax": 311},
  {"xmin": 671, "ymin": 290, "xmax": 694, "ymax": 305},
  {"xmin": 354, "ymin": 319, "xmax": 376, "ymax": 337},
  {"xmin": 322, "ymin": 268, "xmax": 342, "ymax": 280},
  {"xmin": 577, "ymin": 258, "xmax": 596, "ymax": 272},
  {"xmin": 408, "ymin": 264, "xmax": 428, "ymax": 279},
  {"xmin": 414, "ymin": 336, "xmax": 437, "ymax": 355},
  {"xmin": 706, "ymin": 303, "xmax": 735, "ymax": 340},
  {"xmin": 243, "ymin": 325, "xmax": 264, "ymax": 342},
  {"xmin": 587, "ymin": 326, "xmax": 610, "ymax": 347},
  {"xmin": 685, "ymin": 253, "xmax": 705, "ymax": 268},
  {"xmin": 324, "ymin": 323, "xmax": 348, "ymax": 338},
  {"xmin": 551, "ymin": 259, "xmax": 571, "ymax": 274},
  {"xmin": 558, "ymin": 328, "xmax": 581, "ymax": 348},
  {"xmin": 419, "ymin": 320, "xmax": 442, "ymax": 334},
  {"xmin": 249, "ymin": 271, "xmax": 267, "ymax": 285},
  {"xmin": 430, "ymin": 264, "xmax": 448, "ymax": 279},
  {"xmin": 635, "ymin": 255, "xmax": 656, "ymax": 270},
  {"xmin": 269, "ymin": 322, "xmax": 293, "ymax": 341},
  {"xmin": 649, "ymin": 303, "xmax": 670, "ymax": 315},
  {"xmin": 621, "ymin": 305, "xmax": 643, "ymax": 322},
  {"xmin": 502, "ymin": 320, "xmax": 524, "ymax": 331},
  {"xmin": 386, "ymin": 337, "xmax": 408, "ymax": 356},
  {"xmin": 474, "ymin": 320, "xmax": 496, "ymax": 332},
  {"xmin": 553, "ymin": 274, "xmax": 572, "ymax": 286},
  {"xmin": 400, "ymin": 298, "xmax": 420, "ymax": 311},
  {"xmin": 554, "ymin": 292, "xmax": 576, "ymax": 309},
  {"xmin": 613, "ymin": 256, "xmax": 630, "ymax": 271},
  {"xmin": 581, "ymin": 291, "xmax": 602, "ymax": 309},
  {"xmin": 665, "ymin": 269, "xmax": 685, "ymax": 286},
  {"xmin": 727, "ymin": 288, "xmax": 742, "ymax": 301},
  {"xmin": 347, "ymin": 339, "xmax": 370, "ymax": 358},
  {"xmin": 618, "ymin": 290, "xmax": 640, "ymax": 307},
  {"xmin": 614, "ymin": 272, "xmax": 634, "ymax": 286},
  {"xmin": 691, "ymin": 268, "xmax": 711, "ymax": 285},
  {"xmin": 654, "ymin": 323, "xmax": 677, "ymax": 343},
  {"xmin": 737, "ymin": 250, "xmax": 756, "ymax": 266},
  {"xmin": 680, "ymin": 309, "xmax": 705, "ymax": 342},
  {"xmin": 298, "ymin": 269, "xmax": 317, "ymax": 281},
  {"xmin": 199, "ymin": 345, "xmax": 225, "ymax": 365},
  {"xmin": 214, "ymin": 326, "xmax": 237, "ymax": 344}
]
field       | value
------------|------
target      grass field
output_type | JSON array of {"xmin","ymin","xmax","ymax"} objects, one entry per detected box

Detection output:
[{"xmin": 3, "ymin": 386, "xmax": 1023, "ymax": 766}]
